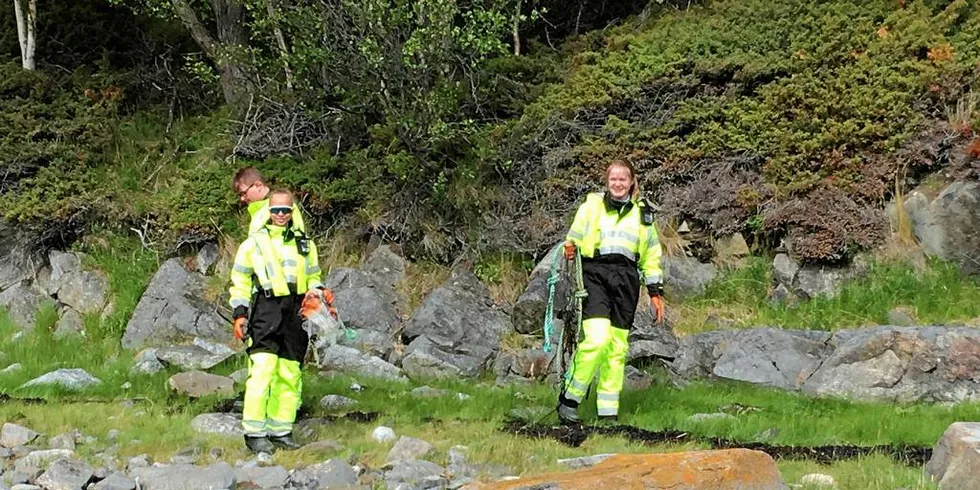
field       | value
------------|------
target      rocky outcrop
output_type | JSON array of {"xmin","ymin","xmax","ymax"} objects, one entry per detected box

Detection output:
[
  {"xmin": 121, "ymin": 259, "xmax": 230, "ymax": 350},
  {"xmin": 903, "ymin": 181, "xmax": 980, "ymax": 271},
  {"xmin": 401, "ymin": 268, "xmax": 512, "ymax": 379},
  {"xmin": 664, "ymin": 256, "xmax": 717, "ymax": 298}
]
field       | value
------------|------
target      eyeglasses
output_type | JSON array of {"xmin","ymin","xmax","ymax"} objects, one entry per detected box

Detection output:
[
  {"xmin": 237, "ymin": 182, "xmax": 258, "ymax": 197},
  {"xmin": 269, "ymin": 206, "xmax": 293, "ymax": 215}
]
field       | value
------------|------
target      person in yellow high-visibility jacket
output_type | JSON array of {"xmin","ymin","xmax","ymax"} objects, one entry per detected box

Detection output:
[
  {"xmin": 229, "ymin": 190, "xmax": 323, "ymax": 453},
  {"xmin": 557, "ymin": 159, "xmax": 664, "ymax": 423},
  {"xmin": 233, "ymin": 166, "xmax": 307, "ymax": 235}
]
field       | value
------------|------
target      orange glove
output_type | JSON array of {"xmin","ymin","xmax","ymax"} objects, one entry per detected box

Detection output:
[
  {"xmin": 300, "ymin": 292, "xmax": 321, "ymax": 320},
  {"xmin": 233, "ymin": 317, "xmax": 247, "ymax": 341},
  {"xmin": 563, "ymin": 242, "xmax": 576, "ymax": 260},
  {"xmin": 650, "ymin": 296, "xmax": 664, "ymax": 325},
  {"xmin": 322, "ymin": 288, "xmax": 335, "ymax": 306},
  {"xmin": 328, "ymin": 306, "xmax": 339, "ymax": 320}
]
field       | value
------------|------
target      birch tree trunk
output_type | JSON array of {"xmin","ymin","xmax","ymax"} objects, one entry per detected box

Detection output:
[{"xmin": 13, "ymin": 0, "xmax": 37, "ymax": 70}]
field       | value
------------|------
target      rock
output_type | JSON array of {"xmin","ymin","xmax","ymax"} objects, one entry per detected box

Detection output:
[
  {"xmin": 19, "ymin": 369, "xmax": 101, "ymax": 391},
  {"xmin": 0, "ymin": 285, "xmax": 48, "ymax": 332},
  {"xmin": 0, "ymin": 222, "xmax": 41, "ymax": 291},
  {"xmin": 125, "ymin": 455, "xmax": 151, "ymax": 471},
  {"xmin": 318, "ymin": 345, "xmax": 405, "ymax": 381},
  {"xmin": 713, "ymin": 233, "xmax": 751, "ymax": 267},
  {"xmin": 663, "ymin": 256, "xmax": 717, "ymax": 299},
  {"xmin": 624, "ymin": 366, "xmax": 653, "ymax": 391},
  {"xmin": 802, "ymin": 327, "xmax": 980, "ymax": 403},
  {"xmin": 324, "ymin": 268, "xmax": 402, "ymax": 333},
  {"xmin": 10, "ymin": 485, "xmax": 39, "ymax": 490},
  {"xmin": 387, "ymin": 436, "xmax": 435, "ymax": 464},
  {"xmin": 472, "ymin": 450, "xmax": 785, "ymax": 489},
  {"xmin": 35, "ymin": 458, "xmax": 93, "ymax": 490},
  {"xmin": 910, "ymin": 181, "xmax": 980, "ymax": 269},
  {"xmin": 2, "ymin": 424, "xmax": 39, "ymax": 448},
  {"xmin": 403, "ymin": 269, "xmax": 512, "ymax": 350},
  {"xmin": 629, "ymin": 302, "xmax": 679, "ymax": 361},
  {"xmin": 106, "ymin": 430, "xmax": 119, "ymax": 443},
  {"xmin": 130, "ymin": 463, "xmax": 235, "ymax": 490},
  {"xmin": 285, "ymin": 459, "xmax": 358, "ymax": 489},
  {"xmin": 384, "ymin": 459, "xmax": 446, "ymax": 489},
  {"xmin": 793, "ymin": 265, "xmax": 851, "ymax": 300},
  {"xmin": 672, "ymin": 328, "xmax": 832, "ymax": 391},
  {"xmin": 121, "ymin": 259, "xmax": 230, "ymax": 350},
  {"xmin": 402, "ymin": 334, "xmax": 495, "ymax": 380},
  {"xmin": 57, "ymin": 269, "xmax": 109, "ymax": 315},
  {"xmin": 687, "ymin": 413, "xmax": 737, "ymax": 423},
  {"xmin": 557, "ymin": 454, "xmax": 615, "ymax": 469},
  {"xmin": 6, "ymin": 471, "xmax": 30, "ymax": 485},
  {"xmin": 155, "ymin": 344, "xmax": 234, "ymax": 371},
  {"xmin": 169, "ymin": 447, "xmax": 201, "ymax": 465},
  {"xmin": 771, "ymin": 253, "xmax": 799, "ymax": 289},
  {"xmin": 799, "ymin": 473, "xmax": 837, "ymax": 487},
  {"xmin": 372, "ymin": 426, "xmax": 397, "ymax": 443},
  {"xmin": 168, "ymin": 371, "xmax": 234, "ymax": 398},
  {"xmin": 926, "ymin": 422, "xmax": 980, "ymax": 490},
  {"xmin": 129, "ymin": 349, "xmax": 165, "ymax": 375},
  {"xmin": 768, "ymin": 283, "xmax": 796, "ymax": 305},
  {"xmin": 493, "ymin": 349, "xmax": 557, "ymax": 383},
  {"xmin": 361, "ymin": 245, "xmax": 407, "ymax": 290},
  {"xmin": 194, "ymin": 243, "xmax": 220, "ymax": 275},
  {"xmin": 53, "ymin": 307, "xmax": 84, "ymax": 339},
  {"xmin": 14, "ymin": 450, "xmax": 74, "ymax": 473},
  {"xmin": 0, "ymin": 363, "xmax": 23, "ymax": 375},
  {"xmin": 47, "ymin": 433, "xmax": 75, "ymax": 451},
  {"xmin": 229, "ymin": 368, "xmax": 248, "ymax": 385},
  {"xmin": 511, "ymin": 243, "xmax": 567, "ymax": 335},
  {"xmin": 235, "ymin": 465, "xmax": 288, "ymax": 489},
  {"xmin": 319, "ymin": 395, "xmax": 358, "ymax": 410},
  {"xmin": 190, "ymin": 413, "xmax": 242, "ymax": 437},
  {"xmin": 90, "ymin": 472, "xmax": 135, "ymax": 490},
  {"xmin": 887, "ymin": 307, "xmax": 917, "ymax": 327},
  {"xmin": 337, "ymin": 329, "xmax": 396, "ymax": 360},
  {"xmin": 410, "ymin": 386, "xmax": 450, "ymax": 398}
]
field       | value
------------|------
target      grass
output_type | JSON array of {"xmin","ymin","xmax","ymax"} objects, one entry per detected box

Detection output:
[{"xmin": 672, "ymin": 255, "xmax": 980, "ymax": 333}]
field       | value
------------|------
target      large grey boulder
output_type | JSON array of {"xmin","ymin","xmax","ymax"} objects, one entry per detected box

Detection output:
[
  {"xmin": 53, "ymin": 307, "xmax": 84, "ymax": 339},
  {"xmin": 384, "ymin": 459, "xmax": 446, "ymax": 489},
  {"xmin": 386, "ymin": 436, "xmax": 435, "ymax": 464},
  {"xmin": 1, "ymin": 423, "xmax": 39, "ymax": 448},
  {"xmin": 511, "ymin": 243, "xmax": 566, "ymax": 336},
  {"xmin": 130, "ymin": 463, "xmax": 235, "ymax": 490},
  {"xmin": 0, "ymin": 222, "xmax": 41, "ymax": 292},
  {"xmin": 234, "ymin": 466, "xmax": 288, "ymax": 489},
  {"xmin": 35, "ymin": 458, "xmax": 93, "ymax": 490},
  {"xmin": 909, "ymin": 181, "xmax": 980, "ymax": 268},
  {"xmin": 91, "ymin": 472, "xmax": 135, "ymax": 490},
  {"xmin": 770, "ymin": 253, "xmax": 866, "ymax": 301},
  {"xmin": 926, "ymin": 422, "xmax": 980, "ymax": 490},
  {"xmin": 360, "ymin": 244, "xmax": 407, "ymax": 291},
  {"xmin": 14, "ymin": 449, "xmax": 74, "ymax": 473},
  {"xmin": 324, "ymin": 268, "xmax": 401, "ymax": 334},
  {"xmin": 190, "ymin": 413, "xmax": 242, "ymax": 438},
  {"xmin": 628, "ymin": 299, "xmax": 679, "ymax": 361},
  {"xmin": 318, "ymin": 345, "xmax": 405, "ymax": 381},
  {"xmin": 802, "ymin": 327, "xmax": 980, "ymax": 403},
  {"xmin": 402, "ymin": 269, "xmax": 511, "ymax": 378},
  {"xmin": 20, "ymin": 369, "xmax": 101, "ymax": 391},
  {"xmin": 672, "ymin": 329, "xmax": 833, "ymax": 391},
  {"xmin": 57, "ymin": 269, "xmax": 109, "ymax": 316},
  {"xmin": 663, "ymin": 256, "xmax": 716, "ymax": 298},
  {"xmin": 0, "ymin": 285, "xmax": 49, "ymax": 332},
  {"xmin": 493, "ymin": 348, "xmax": 557, "ymax": 383},
  {"xmin": 121, "ymin": 259, "xmax": 230, "ymax": 350},
  {"xmin": 337, "ymin": 329, "xmax": 395, "ymax": 360}
]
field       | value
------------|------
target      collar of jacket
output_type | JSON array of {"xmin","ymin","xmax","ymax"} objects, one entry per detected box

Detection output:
[
  {"xmin": 603, "ymin": 191, "xmax": 634, "ymax": 214},
  {"xmin": 247, "ymin": 198, "xmax": 268, "ymax": 218}
]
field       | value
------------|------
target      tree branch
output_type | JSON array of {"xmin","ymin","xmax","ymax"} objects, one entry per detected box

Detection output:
[{"xmin": 169, "ymin": 0, "xmax": 219, "ymax": 59}]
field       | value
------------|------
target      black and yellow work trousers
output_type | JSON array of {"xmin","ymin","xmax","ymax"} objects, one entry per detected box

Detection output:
[{"xmin": 242, "ymin": 293, "xmax": 309, "ymax": 437}]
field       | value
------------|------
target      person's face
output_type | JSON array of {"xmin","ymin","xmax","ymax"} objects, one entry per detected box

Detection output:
[
  {"xmin": 268, "ymin": 194, "xmax": 293, "ymax": 227},
  {"xmin": 237, "ymin": 180, "xmax": 268, "ymax": 204},
  {"xmin": 606, "ymin": 166, "xmax": 633, "ymax": 200}
]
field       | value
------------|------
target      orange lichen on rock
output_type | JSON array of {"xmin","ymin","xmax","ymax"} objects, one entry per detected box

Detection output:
[{"xmin": 464, "ymin": 449, "xmax": 787, "ymax": 490}]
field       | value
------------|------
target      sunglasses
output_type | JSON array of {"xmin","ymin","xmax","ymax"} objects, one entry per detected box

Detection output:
[
  {"xmin": 237, "ymin": 181, "xmax": 258, "ymax": 197},
  {"xmin": 269, "ymin": 206, "xmax": 293, "ymax": 215}
]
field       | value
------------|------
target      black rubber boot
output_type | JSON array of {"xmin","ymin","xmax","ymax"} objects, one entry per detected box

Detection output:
[
  {"xmin": 244, "ymin": 435, "xmax": 276, "ymax": 454},
  {"xmin": 268, "ymin": 433, "xmax": 302, "ymax": 450},
  {"xmin": 556, "ymin": 393, "xmax": 581, "ymax": 424}
]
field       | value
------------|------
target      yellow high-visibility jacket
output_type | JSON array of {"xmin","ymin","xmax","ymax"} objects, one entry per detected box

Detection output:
[
  {"xmin": 229, "ymin": 223, "xmax": 323, "ymax": 311},
  {"xmin": 565, "ymin": 192, "xmax": 663, "ymax": 286}
]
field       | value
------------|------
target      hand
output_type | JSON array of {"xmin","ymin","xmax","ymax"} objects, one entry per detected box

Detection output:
[
  {"xmin": 328, "ymin": 306, "xmax": 339, "ymax": 320},
  {"xmin": 322, "ymin": 288, "xmax": 335, "ymax": 306},
  {"xmin": 304, "ymin": 289, "xmax": 320, "ymax": 303},
  {"xmin": 233, "ymin": 317, "xmax": 247, "ymax": 341},
  {"xmin": 563, "ymin": 241, "xmax": 576, "ymax": 260},
  {"xmin": 650, "ymin": 295, "xmax": 664, "ymax": 325}
]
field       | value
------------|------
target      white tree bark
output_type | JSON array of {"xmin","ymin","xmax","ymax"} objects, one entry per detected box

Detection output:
[{"xmin": 13, "ymin": 0, "xmax": 37, "ymax": 70}]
